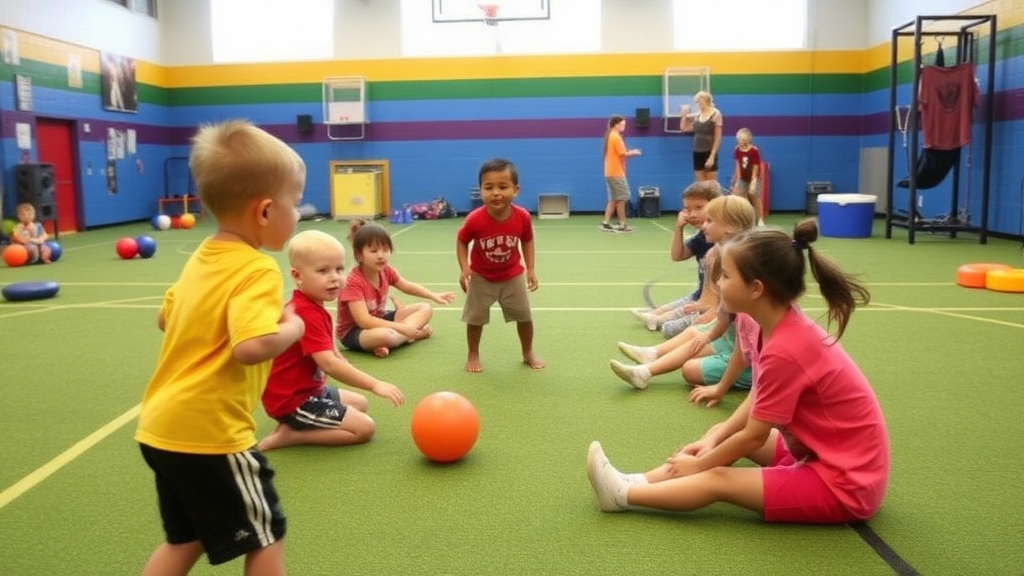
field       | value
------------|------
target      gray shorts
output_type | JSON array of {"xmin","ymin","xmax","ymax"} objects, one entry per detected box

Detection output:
[
  {"xmin": 605, "ymin": 177, "xmax": 631, "ymax": 202},
  {"xmin": 461, "ymin": 272, "xmax": 532, "ymax": 325},
  {"xmin": 734, "ymin": 179, "xmax": 761, "ymax": 197}
]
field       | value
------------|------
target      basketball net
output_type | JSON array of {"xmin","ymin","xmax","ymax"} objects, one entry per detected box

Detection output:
[
  {"xmin": 479, "ymin": 3, "xmax": 500, "ymax": 26},
  {"xmin": 478, "ymin": 3, "xmax": 502, "ymax": 53}
]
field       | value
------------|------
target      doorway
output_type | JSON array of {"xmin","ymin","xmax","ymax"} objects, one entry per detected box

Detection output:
[{"xmin": 36, "ymin": 118, "xmax": 80, "ymax": 233}]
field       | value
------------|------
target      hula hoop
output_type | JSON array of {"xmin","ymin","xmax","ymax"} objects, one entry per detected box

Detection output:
[
  {"xmin": 985, "ymin": 269, "xmax": 1024, "ymax": 293},
  {"xmin": 956, "ymin": 263, "xmax": 1011, "ymax": 288}
]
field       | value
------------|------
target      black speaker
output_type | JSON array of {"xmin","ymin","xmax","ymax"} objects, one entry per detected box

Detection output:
[
  {"xmin": 296, "ymin": 114, "xmax": 313, "ymax": 134},
  {"xmin": 635, "ymin": 107, "xmax": 651, "ymax": 129},
  {"xmin": 15, "ymin": 163, "xmax": 56, "ymax": 220}
]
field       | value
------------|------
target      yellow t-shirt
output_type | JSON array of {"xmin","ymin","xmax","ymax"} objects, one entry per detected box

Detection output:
[{"xmin": 135, "ymin": 238, "xmax": 285, "ymax": 454}]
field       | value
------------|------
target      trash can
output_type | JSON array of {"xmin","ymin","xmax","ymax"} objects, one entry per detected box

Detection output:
[{"xmin": 817, "ymin": 194, "xmax": 877, "ymax": 238}]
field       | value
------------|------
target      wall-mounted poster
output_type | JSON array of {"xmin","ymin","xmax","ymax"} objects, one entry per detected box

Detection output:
[
  {"xmin": 2, "ymin": 29, "xmax": 19, "ymax": 65},
  {"xmin": 100, "ymin": 51, "xmax": 137, "ymax": 113},
  {"xmin": 67, "ymin": 53, "xmax": 82, "ymax": 88}
]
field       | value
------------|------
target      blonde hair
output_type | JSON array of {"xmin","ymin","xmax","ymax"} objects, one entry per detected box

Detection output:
[
  {"xmin": 694, "ymin": 91, "xmax": 713, "ymax": 105},
  {"xmin": 736, "ymin": 128, "xmax": 753, "ymax": 146},
  {"xmin": 287, "ymin": 230, "xmax": 344, "ymax": 268},
  {"xmin": 705, "ymin": 195, "xmax": 756, "ymax": 236},
  {"xmin": 15, "ymin": 203, "xmax": 36, "ymax": 217},
  {"xmin": 189, "ymin": 119, "xmax": 306, "ymax": 219}
]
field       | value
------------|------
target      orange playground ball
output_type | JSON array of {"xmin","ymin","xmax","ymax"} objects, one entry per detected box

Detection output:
[
  {"xmin": 410, "ymin": 391, "xmax": 480, "ymax": 463},
  {"xmin": 956, "ymin": 263, "xmax": 1011, "ymax": 288},
  {"xmin": 180, "ymin": 213, "xmax": 196, "ymax": 229},
  {"xmin": 3, "ymin": 244, "xmax": 30, "ymax": 267}
]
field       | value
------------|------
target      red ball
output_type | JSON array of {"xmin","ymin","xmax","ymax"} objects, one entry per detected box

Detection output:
[
  {"xmin": 3, "ymin": 244, "xmax": 29, "ymax": 267},
  {"xmin": 116, "ymin": 237, "xmax": 139, "ymax": 259},
  {"xmin": 410, "ymin": 392, "xmax": 480, "ymax": 463}
]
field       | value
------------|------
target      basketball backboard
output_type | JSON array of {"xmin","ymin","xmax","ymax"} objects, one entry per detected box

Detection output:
[{"xmin": 432, "ymin": 0, "xmax": 550, "ymax": 23}]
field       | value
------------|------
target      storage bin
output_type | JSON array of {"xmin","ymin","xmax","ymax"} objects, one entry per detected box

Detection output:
[{"xmin": 817, "ymin": 194, "xmax": 877, "ymax": 238}]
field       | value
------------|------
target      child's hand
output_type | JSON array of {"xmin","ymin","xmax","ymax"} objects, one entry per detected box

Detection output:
[
  {"xmin": 665, "ymin": 452, "xmax": 701, "ymax": 478},
  {"xmin": 459, "ymin": 270, "xmax": 472, "ymax": 293},
  {"xmin": 433, "ymin": 291, "xmax": 456, "ymax": 305},
  {"xmin": 681, "ymin": 302, "xmax": 700, "ymax": 314},
  {"xmin": 372, "ymin": 381, "xmax": 405, "ymax": 406},
  {"xmin": 678, "ymin": 438, "xmax": 713, "ymax": 458},
  {"xmin": 526, "ymin": 271, "xmax": 539, "ymax": 292},
  {"xmin": 688, "ymin": 384, "xmax": 724, "ymax": 408},
  {"xmin": 687, "ymin": 334, "xmax": 709, "ymax": 354},
  {"xmin": 676, "ymin": 210, "xmax": 689, "ymax": 229}
]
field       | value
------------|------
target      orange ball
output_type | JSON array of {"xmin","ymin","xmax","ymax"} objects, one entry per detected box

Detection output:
[
  {"xmin": 3, "ymin": 244, "xmax": 30, "ymax": 267},
  {"xmin": 410, "ymin": 391, "xmax": 480, "ymax": 463},
  {"xmin": 180, "ymin": 213, "xmax": 196, "ymax": 229}
]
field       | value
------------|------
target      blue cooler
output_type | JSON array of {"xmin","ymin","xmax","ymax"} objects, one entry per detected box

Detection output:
[{"xmin": 817, "ymin": 194, "xmax": 877, "ymax": 238}]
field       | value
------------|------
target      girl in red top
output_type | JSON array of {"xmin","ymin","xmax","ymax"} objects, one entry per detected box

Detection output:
[
  {"xmin": 336, "ymin": 221, "xmax": 455, "ymax": 358},
  {"xmin": 587, "ymin": 219, "xmax": 890, "ymax": 524}
]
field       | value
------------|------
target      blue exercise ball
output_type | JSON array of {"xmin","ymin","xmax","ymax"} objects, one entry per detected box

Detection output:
[
  {"xmin": 45, "ymin": 240, "xmax": 62, "ymax": 262},
  {"xmin": 135, "ymin": 235, "xmax": 158, "ymax": 259}
]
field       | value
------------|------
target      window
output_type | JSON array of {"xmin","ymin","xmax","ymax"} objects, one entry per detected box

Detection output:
[
  {"xmin": 105, "ymin": 0, "xmax": 157, "ymax": 18},
  {"xmin": 210, "ymin": 0, "xmax": 333, "ymax": 63},
  {"xmin": 672, "ymin": 0, "xmax": 806, "ymax": 51},
  {"xmin": 402, "ymin": 0, "xmax": 600, "ymax": 57}
]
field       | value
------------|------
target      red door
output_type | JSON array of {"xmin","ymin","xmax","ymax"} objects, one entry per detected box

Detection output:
[{"xmin": 36, "ymin": 119, "xmax": 80, "ymax": 233}]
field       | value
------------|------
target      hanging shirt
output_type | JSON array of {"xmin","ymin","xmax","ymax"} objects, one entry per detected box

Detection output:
[{"xmin": 919, "ymin": 63, "xmax": 978, "ymax": 150}]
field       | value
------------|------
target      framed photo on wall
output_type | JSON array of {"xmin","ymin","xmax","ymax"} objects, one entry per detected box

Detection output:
[{"xmin": 100, "ymin": 51, "xmax": 137, "ymax": 113}]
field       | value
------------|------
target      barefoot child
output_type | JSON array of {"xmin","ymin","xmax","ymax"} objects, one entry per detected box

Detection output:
[
  {"xmin": 261, "ymin": 230, "xmax": 405, "ymax": 451},
  {"xmin": 457, "ymin": 158, "xmax": 544, "ymax": 372},
  {"xmin": 336, "ymin": 221, "xmax": 456, "ymax": 358}
]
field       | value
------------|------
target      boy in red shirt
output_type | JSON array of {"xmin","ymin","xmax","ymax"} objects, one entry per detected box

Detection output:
[
  {"xmin": 261, "ymin": 230, "xmax": 405, "ymax": 451},
  {"xmin": 456, "ymin": 158, "xmax": 544, "ymax": 373}
]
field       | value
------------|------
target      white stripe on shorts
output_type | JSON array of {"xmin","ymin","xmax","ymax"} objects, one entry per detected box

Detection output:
[{"xmin": 228, "ymin": 451, "xmax": 275, "ymax": 547}]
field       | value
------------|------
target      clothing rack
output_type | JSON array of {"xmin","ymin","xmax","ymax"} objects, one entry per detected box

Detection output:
[{"xmin": 884, "ymin": 15, "xmax": 996, "ymax": 244}]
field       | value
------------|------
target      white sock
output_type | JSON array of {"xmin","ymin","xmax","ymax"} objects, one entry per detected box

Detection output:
[
  {"xmin": 640, "ymin": 346, "xmax": 657, "ymax": 363},
  {"xmin": 635, "ymin": 365, "xmax": 651, "ymax": 381},
  {"xmin": 624, "ymin": 473, "xmax": 649, "ymax": 486}
]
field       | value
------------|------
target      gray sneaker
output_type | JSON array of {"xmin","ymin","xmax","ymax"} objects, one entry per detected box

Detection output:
[
  {"xmin": 600, "ymin": 222, "xmax": 615, "ymax": 232},
  {"xmin": 615, "ymin": 224, "xmax": 633, "ymax": 234}
]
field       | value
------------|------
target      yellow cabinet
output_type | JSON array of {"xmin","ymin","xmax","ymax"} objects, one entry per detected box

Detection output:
[{"xmin": 331, "ymin": 170, "xmax": 381, "ymax": 219}]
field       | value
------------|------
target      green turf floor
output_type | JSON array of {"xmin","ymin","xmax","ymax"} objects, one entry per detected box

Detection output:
[{"xmin": 1, "ymin": 214, "xmax": 1022, "ymax": 575}]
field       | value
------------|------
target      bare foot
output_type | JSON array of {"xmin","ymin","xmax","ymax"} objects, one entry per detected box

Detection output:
[
  {"xmin": 374, "ymin": 346, "xmax": 390, "ymax": 358},
  {"xmin": 465, "ymin": 354, "xmax": 482, "ymax": 373},
  {"xmin": 523, "ymin": 351, "xmax": 546, "ymax": 370},
  {"xmin": 420, "ymin": 325, "xmax": 434, "ymax": 339},
  {"xmin": 257, "ymin": 424, "xmax": 285, "ymax": 451}
]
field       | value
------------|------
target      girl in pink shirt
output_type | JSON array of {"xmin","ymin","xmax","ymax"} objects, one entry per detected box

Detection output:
[{"xmin": 587, "ymin": 218, "xmax": 890, "ymax": 524}]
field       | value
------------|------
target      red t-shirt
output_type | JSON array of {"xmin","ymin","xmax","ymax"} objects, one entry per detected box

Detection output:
[
  {"xmin": 752, "ymin": 307, "xmax": 890, "ymax": 519},
  {"xmin": 457, "ymin": 205, "xmax": 534, "ymax": 283},
  {"xmin": 262, "ymin": 290, "xmax": 333, "ymax": 419},
  {"xmin": 733, "ymin": 145, "xmax": 762, "ymax": 183},
  {"xmin": 335, "ymin": 265, "xmax": 401, "ymax": 339},
  {"xmin": 919, "ymin": 63, "xmax": 978, "ymax": 150}
]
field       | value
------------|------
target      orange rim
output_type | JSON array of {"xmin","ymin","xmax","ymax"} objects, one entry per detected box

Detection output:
[{"xmin": 956, "ymin": 263, "xmax": 1011, "ymax": 288}]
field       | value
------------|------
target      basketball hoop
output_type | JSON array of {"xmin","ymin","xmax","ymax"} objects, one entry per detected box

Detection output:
[{"xmin": 478, "ymin": 3, "xmax": 500, "ymax": 26}]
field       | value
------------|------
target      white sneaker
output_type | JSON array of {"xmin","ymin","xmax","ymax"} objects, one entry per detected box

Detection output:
[
  {"xmin": 617, "ymin": 341, "xmax": 656, "ymax": 364},
  {"xmin": 610, "ymin": 359, "xmax": 650, "ymax": 390},
  {"xmin": 587, "ymin": 441, "xmax": 628, "ymax": 512}
]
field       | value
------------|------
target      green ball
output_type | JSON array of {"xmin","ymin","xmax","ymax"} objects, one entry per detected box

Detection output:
[{"xmin": 1, "ymin": 219, "xmax": 15, "ymax": 236}]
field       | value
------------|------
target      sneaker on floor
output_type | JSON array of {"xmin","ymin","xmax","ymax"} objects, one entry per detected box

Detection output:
[
  {"xmin": 617, "ymin": 341, "xmax": 656, "ymax": 364},
  {"xmin": 615, "ymin": 224, "xmax": 633, "ymax": 234},
  {"xmin": 600, "ymin": 222, "xmax": 615, "ymax": 232},
  {"xmin": 587, "ymin": 441, "xmax": 628, "ymax": 512},
  {"xmin": 610, "ymin": 359, "xmax": 650, "ymax": 390}
]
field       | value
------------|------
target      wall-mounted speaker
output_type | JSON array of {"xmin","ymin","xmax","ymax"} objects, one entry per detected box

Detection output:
[
  {"xmin": 15, "ymin": 163, "xmax": 56, "ymax": 220},
  {"xmin": 297, "ymin": 114, "xmax": 314, "ymax": 134},
  {"xmin": 635, "ymin": 107, "xmax": 651, "ymax": 129}
]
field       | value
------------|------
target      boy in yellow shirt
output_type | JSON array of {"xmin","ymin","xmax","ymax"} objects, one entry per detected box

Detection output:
[{"xmin": 135, "ymin": 119, "xmax": 305, "ymax": 576}]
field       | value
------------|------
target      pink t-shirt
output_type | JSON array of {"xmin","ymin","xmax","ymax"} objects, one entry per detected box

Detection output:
[
  {"xmin": 335, "ymin": 265, "xmax": 401, "ymax": 339},
  {"xmin": 752, "ymin": 307, "xmax": 890, "ymax": 519},
  {"xmin": 734, "ymin": 312, "xmax": 760, "ymax": 382},
  {"xmin": 263, "ymin": 290, "xmax": 333, "ymax": 419}
]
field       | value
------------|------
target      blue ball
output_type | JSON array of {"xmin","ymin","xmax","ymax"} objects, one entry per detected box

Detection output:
[
  {"xmin": 45, "ymin": 240, "xmax": 62, "ymax": 262},
  {"xmin": 135, "ymin": 235, "xmax": 157, "ymax": 259}
]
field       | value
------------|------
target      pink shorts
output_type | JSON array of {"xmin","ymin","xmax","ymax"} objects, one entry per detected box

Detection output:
[{"xmin": 761, "ymin": 434, "xmax": 857, "ymax": 524}]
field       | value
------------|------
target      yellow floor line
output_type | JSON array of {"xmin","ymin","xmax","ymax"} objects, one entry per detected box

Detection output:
[{"xmin": 0, "ymin": 404, "xmax": 140, "ymax": 510}]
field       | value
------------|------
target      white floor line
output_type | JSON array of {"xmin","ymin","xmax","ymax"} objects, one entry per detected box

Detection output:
[{"xmin": 0, "ymin": 404, "xmax": 141, "ymax": 510}]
